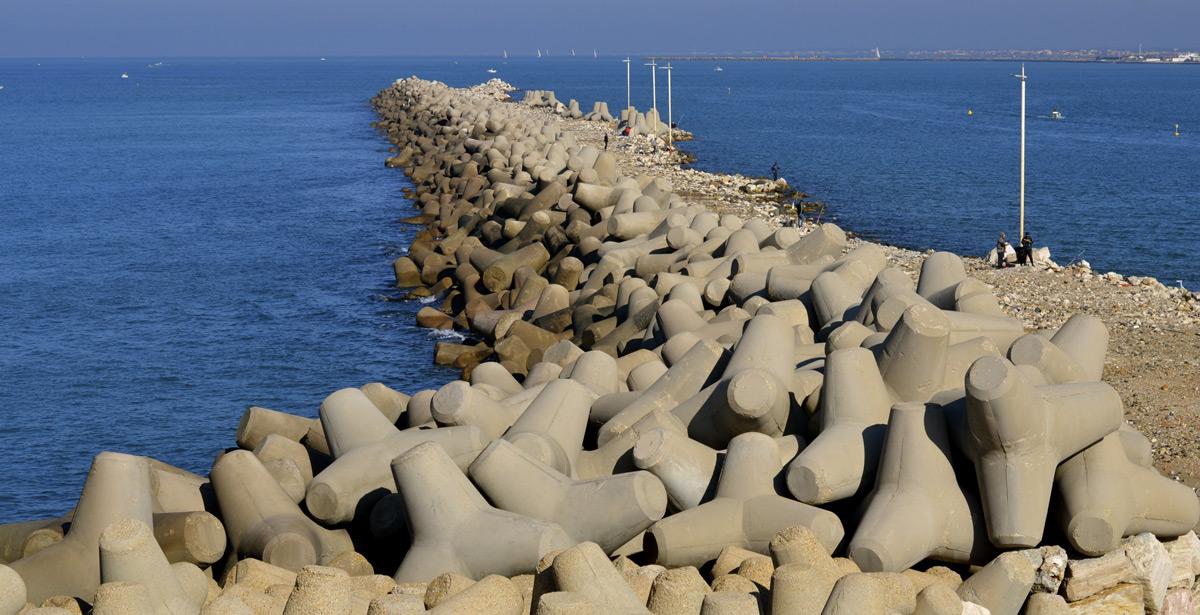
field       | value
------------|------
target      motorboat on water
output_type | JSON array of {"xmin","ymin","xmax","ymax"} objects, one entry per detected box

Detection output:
[
  {"xmin": 1050, "ymin": 108, "xmax": 1064, "ymax": 120},
  {"xmin": 486, "ymin": 68, "xmax": 497, "ymax": 74},
  {"xmin": 121, "ymin": 73, "xmax": 129, "ymax": 79},
  {"xmin": 714, "ymin": 66, "xmax": 723, "ymax": 72}
]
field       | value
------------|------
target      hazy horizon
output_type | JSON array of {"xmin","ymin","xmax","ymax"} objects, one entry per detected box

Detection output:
[{"xmin": 2, "ymin": 0, "xmax": 1198, "ymax": 58}]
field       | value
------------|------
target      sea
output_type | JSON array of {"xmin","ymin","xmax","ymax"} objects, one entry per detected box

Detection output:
[{"xmin": 0, "ymin": 56, "xmax": 1197, "ymax": 522}]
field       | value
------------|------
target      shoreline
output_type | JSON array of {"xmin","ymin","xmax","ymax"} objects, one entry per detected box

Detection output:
[{"xmin": 0, "ymin": 74, "xmax": 1197, "ymax": 612}]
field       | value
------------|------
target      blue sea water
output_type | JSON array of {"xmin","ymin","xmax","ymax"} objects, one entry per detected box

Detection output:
[{"xmin": 0, "ymin": 56, "xmax": 1197, "ymax": 523}]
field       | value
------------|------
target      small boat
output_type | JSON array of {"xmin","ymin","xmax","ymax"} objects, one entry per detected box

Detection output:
[
  {"xmin": 593, "ymin": 49, "xmax": 597, "ymax": 59},
  {"xmin": 714, "ymin": 66, "xmax": 723, "ymax": 72},
  {"xmin": 537, "ymin": 49, "xmax": 542, "ymax": 58},
  {"xmin": 503, "ymin": 50, "xmax": 508, "ymax": 59},
  {"xmin": 320, "ymin": 57, "xmax": 327, "ymax": 62},
  {"xmin": 967, "ymin": 109, "xmax": 974, "ymax": 116},
  {"xmin": 146, "ymin": 61, "xmax": 163, "ymax": 69},
  {"xmin": 571, "ymin": 49, "xmax": 576, "ymax": 57},
  {"xmin": 1049, "ymin": 108, "xmax": 1064, "ymax": 120},
  {"xmin": 1176, "ymin": 124, "xmax": 1182, "ymax": 137},
  {"xmin": 121, "ymin": 73, "xmax": 129, "ymax": 79},
  {"xmin": 486, "ymin": 68, "xmax": 497, "ymax": 74}
]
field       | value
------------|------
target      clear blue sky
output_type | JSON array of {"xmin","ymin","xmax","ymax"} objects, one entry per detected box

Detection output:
[{"xmin": 2, "ymin": 0, "xmax": 1197, "ymax": 57}]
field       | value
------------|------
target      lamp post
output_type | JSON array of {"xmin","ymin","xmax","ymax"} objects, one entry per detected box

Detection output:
[
  {"xmin": 659, "ymin": 63, "xmax": 674, "ymax": 148},
  {"xmin": 645, "ymin": 58, "xmax": 658, "ymax": 142},
  {"xmin": 623, "ymin": 57, "xmax": 631, "ymax": 110},
  {"xmin": 1012, "ymin": 64, "xmax": 1027, "ymax": 239}
]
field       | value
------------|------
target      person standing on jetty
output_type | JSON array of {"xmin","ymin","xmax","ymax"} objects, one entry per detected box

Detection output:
[
  {"xmin": 771, "ymin": 161, "xmax": 781, "ymax": 182},
  {"xmin": 995, "ymin": 232, "xmax": 1010, "ymax": 268},
  {"xmin": 1017, "ymin": 232, "xmax": 1035, "ymax": 266},
  {"xmin": 604, "ymin": 133, "xmax": 609, "ymax": 151}
]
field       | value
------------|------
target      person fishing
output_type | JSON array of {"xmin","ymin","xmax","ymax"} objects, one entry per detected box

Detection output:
[
  {"xmin": 770, "ymin": 161, "xmax": 781, "ymax": 182},
  {"xmin": 604, "ymin": 133, "xmax": 609, "ymax": 151},
  {"xmin": 995, "ymin": 232, "xmax": 1009, "ymax": 268},
  {"xmin": 1017, "ymin": 232, "xmax": 1034, "ymax": 266}
]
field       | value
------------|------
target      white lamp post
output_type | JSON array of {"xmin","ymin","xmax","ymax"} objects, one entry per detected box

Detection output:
[
  {"xmin": 1012, "ymin": 64, "xmax": 1027, "ymax": 240},
  {"xmin": 659, "ymin": 63, "xmax": 674, "ymax": 147},
  {"xmin": 622, "ymin": 57, "xmax": 631, "ymax": 110},
  {"xmin": 645, "ymin": 59, "xmax": 658, "ymax": 142}
]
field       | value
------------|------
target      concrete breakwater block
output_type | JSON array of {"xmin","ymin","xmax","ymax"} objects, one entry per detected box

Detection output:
[{"xmin": 3, "ymin": 75, "xmax": 1198, "ymax": 612}]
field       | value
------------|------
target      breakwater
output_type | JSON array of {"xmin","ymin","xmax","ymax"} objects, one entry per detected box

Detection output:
[{"xmin": 0, "ymin": 76, "xmax": 1197, "ymax": 614}]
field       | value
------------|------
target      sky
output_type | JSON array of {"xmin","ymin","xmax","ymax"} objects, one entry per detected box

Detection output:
[{"xmin": 1, "ymin": 0, "xmax": 1197, "ymax": 57}]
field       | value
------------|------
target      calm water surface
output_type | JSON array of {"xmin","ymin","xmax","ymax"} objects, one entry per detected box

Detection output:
[{"xmin": 0, "ymin": 57, "xmax": 1196, "ymax": 522}]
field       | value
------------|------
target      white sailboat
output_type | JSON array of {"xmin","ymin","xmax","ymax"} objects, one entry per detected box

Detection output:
[
  {"xmin": 593, "ymin": 49, "xmax": 597, "ymax": 59},
  {"xmin": 503, "ymin": 50, "xmax": 508, "ymax": 60},
  {"xmin": 537, "ymin": 49, "xmax": 542, "ymax": 59},
  {"xmin": 486, "ymin": 68, "xmax": 497, "ymax": 74},
  {"xmin": 121, "ymin": 72, "xmax": 129, "ymax": 79},
  {"xmin": 571, "ymin": 49, "xmax": 576, "ymax": 57}
]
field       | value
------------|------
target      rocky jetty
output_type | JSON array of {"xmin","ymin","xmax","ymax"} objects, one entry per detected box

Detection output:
[{"xmin": 1, "ymin": 77, "xmax": 1198, "ymax": 615}]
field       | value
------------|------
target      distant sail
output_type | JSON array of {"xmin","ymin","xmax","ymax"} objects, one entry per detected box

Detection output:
[{"xmin": 593, "ymin": 49, "xmax": 597, "ymax": 59}]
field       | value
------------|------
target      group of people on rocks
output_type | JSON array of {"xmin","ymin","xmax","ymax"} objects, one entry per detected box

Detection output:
[{"xmin": 995, "ymin": 231, "xmax": 1036, "ymax": 267}]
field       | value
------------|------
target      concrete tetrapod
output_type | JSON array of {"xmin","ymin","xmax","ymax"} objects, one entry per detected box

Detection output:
[
  {"xmin": 632, "ymin": 430, "xmax": 803, "ymax": 512},
  {"xmin": 304, "ymin": 424, "xmax": 487, "ymax": 525},
  {"xmin": 648, "ymin": 432, "xmax": 843, "ymax": 568},
  {"xmin": 426, "ymin": 574, "xmax": 523, "ymax": 614},
  {"xmin": 10, "ymin": 452, "xmax": 155, "ymax": 603},
  {"xmin": 211, "ymin": 450, "xmax": 354, "ymax": 572},
  {"xmin": 319, "ymin": 388, "xmax": 399, "ymax": 458},
  {"xmin": 598, "ymin": 338, "xmax": 727, "ymax": 446},
  {"xmin": 549, "ymin": 542, "xmax": 650, "ymax": 614},
  {"xmin": 98, "ymin": 518, "xmax": 201, "ymax": 615},
  {"xmin": 1046, "ymin": 313, "xmax": 1108, "ymax": 379},
  {"xmin": 963, "ymin": 356, "xmax": 1124, "ymax": 548},
  {"xmin": 390, "ymin": 441, "xmax": 573, "ymax": 583},
  {"xmin": 282, "ymin": 565, "xmax": 352, "ymax": 615},
  {"xmin": 820, "ymin": 572, "xmax": 917, "ymax": 615},
  {"xmin": 669, "ymin": 314, "xmax": 797, "ymax": 448},
  {"xmin": 469, "ymin": 439, "xmax": 667, "ymax": 553},
  {"xmin": 786, "ymin": 347, "xmax": 892, "ymax": 504},
  {"xmin": 502, "ymin": 379, "xmax": 596, "ymax": 475},
  {"xmin": 1054, "ymin": 432, "xmax": 1200, "ymax": 556},
  {"xmin": 431, "ymin": 380, "xmax": 524, "ymax": 441},
  {"xmin": 915, "ymin": 252, "xmax": 968, "ymax": 310},
  {"xmin": 90, "ymin": 582, "xmax": 157, "ymax": 615},
  {"xmin": 632, "ymin": 428, "xmax": 720, "ymax": 510},
  {"xmin": 848, "ymin": 403, "xmax": 991, "ymax": 572},
  {"xmin": 575, "ymin": 409, "xmax": 688, "ymax": 480},
  {"xmin": 874, "ymin": 303, "xmax": 951, "ymax": 403},
  {"xmin": 955, "ymin": 551, "xmax": 1036, "ymax": 615},
  {"xmin": 0, "ymin": 564, "xmax": 26, "ymax": 615}
]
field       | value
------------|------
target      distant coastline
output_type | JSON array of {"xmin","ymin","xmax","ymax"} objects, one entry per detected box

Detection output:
[{"xmin": 644, "ymin": 49, "xmax": 1200, "ymax": 64}]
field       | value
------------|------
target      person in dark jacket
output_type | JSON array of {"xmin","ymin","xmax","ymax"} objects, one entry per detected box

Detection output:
[{"xmin": 1017, "ymin": 232, "xmax": 1034, "ymax": 265}]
